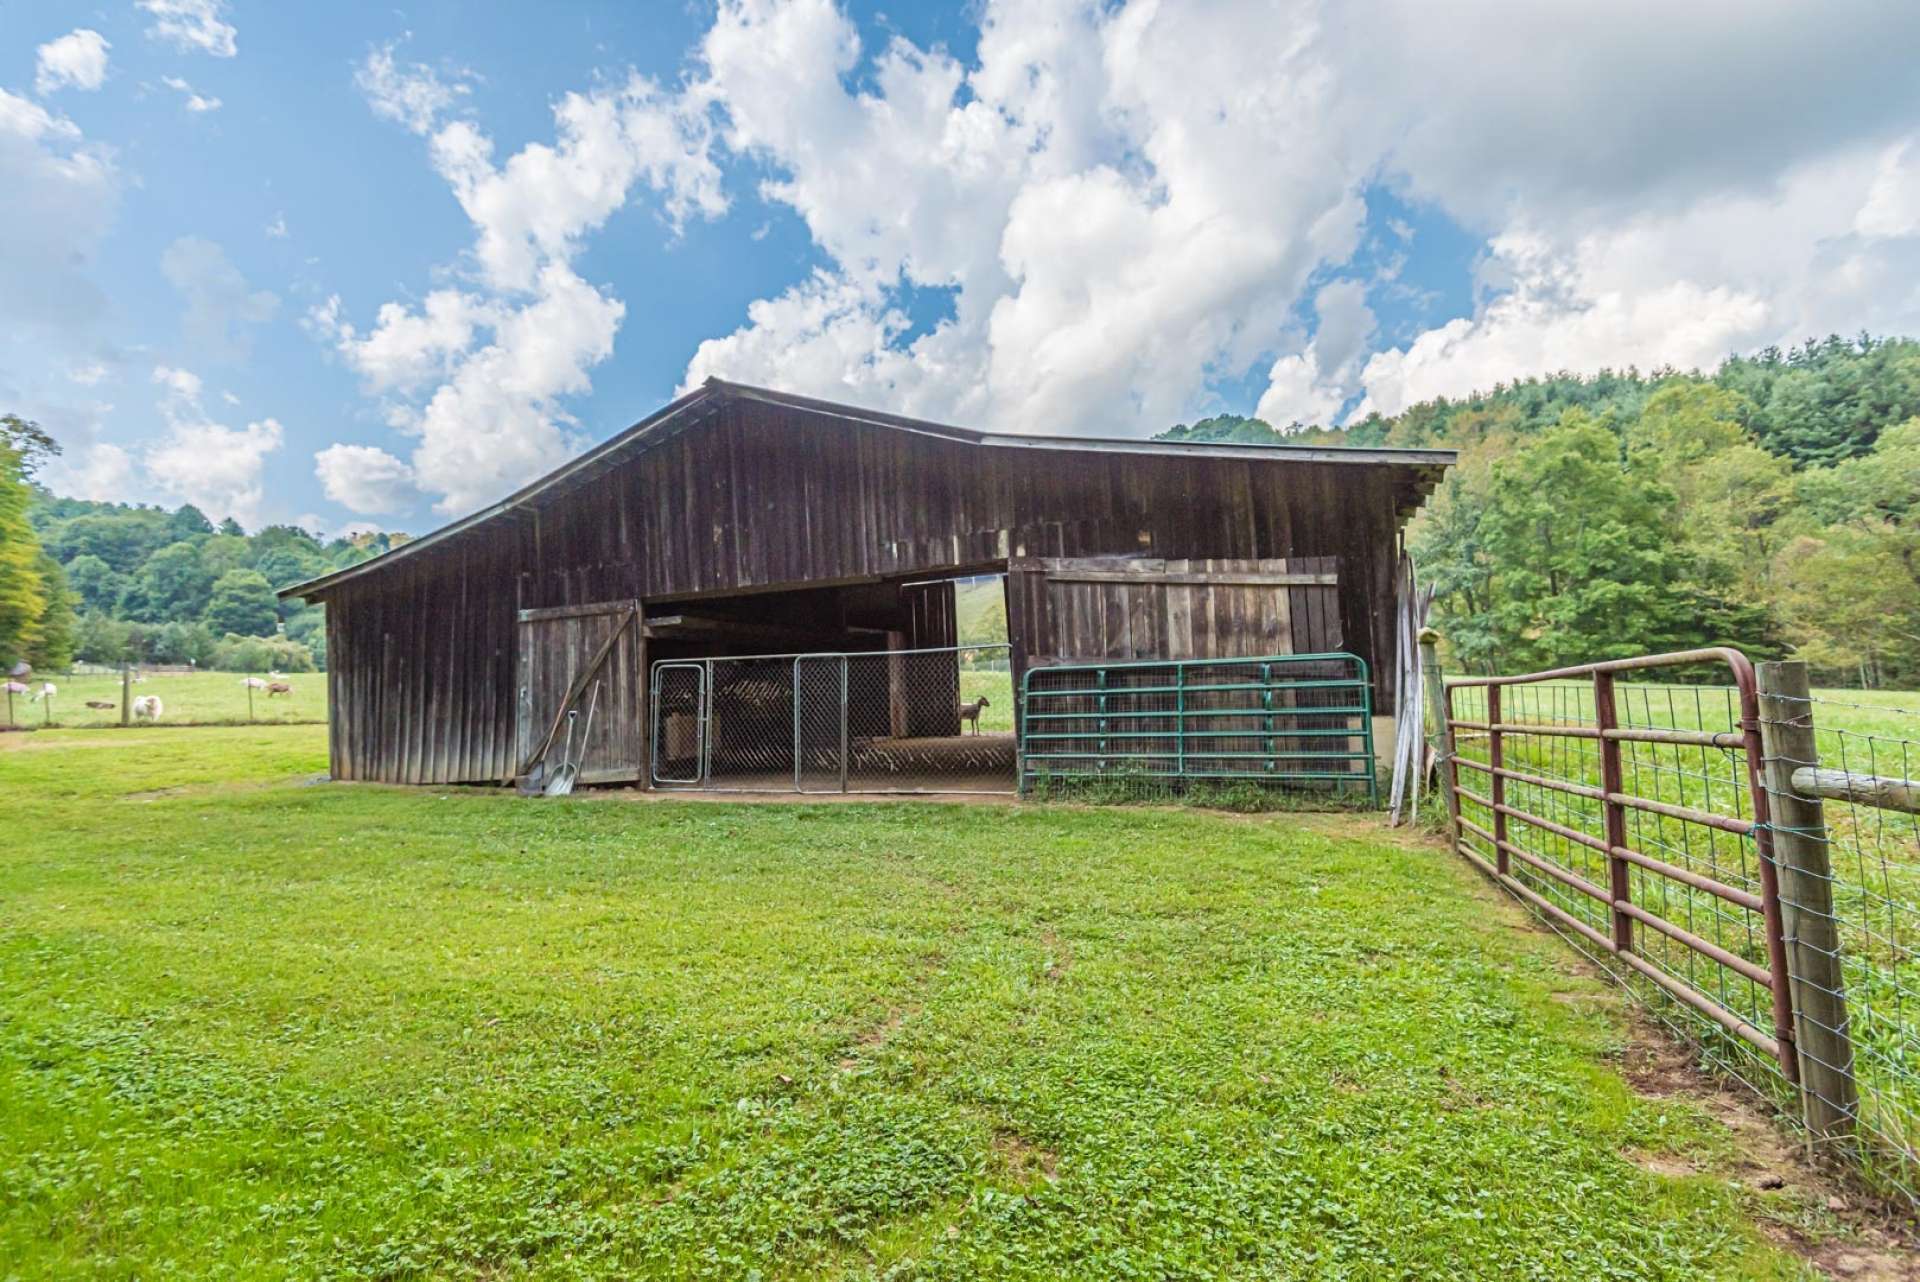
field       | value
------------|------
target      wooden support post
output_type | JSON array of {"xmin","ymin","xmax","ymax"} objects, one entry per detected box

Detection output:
[
  {"xmin": 1418, "ymin": 628, "xmax": 1459, "ymax": 848},
  {"xmin": 121, "ymin": 663, "xmax": 131, "ymax": 726},
  {"xmin": 1593, "ymin": 670, "xmax": 1632, "ymax": 954},
  {"xmin": 1757, "ymin": 660, "xmax": 1858, "ymax": 1146},
  {"xmin": 886, "ymin": 630, "xmax": 908, "ymax": 739}
]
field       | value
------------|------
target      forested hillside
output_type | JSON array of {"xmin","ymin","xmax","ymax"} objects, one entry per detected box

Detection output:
[
  {"xmin": 0, "ymin": 415, "xmax": 409, "ymax": 674},
  {"xmin": 1159, "ymin": 335, "xmax": 1920, "ymax": 686}
]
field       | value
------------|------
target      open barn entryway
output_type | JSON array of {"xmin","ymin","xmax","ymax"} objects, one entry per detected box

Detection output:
[{"xmin": 649, "ymin": 643, "xmax": 1015, "ymax": 794}]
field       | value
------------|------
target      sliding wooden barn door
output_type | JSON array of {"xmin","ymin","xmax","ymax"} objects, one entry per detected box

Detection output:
[{"xmin": 514, "ymin": 600, "xmax": 645, "ymax": 785}]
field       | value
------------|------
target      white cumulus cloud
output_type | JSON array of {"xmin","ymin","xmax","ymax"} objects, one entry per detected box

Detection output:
[
  {"xmin": 314, "ymin": 443, "xmax": 419, "ymax": 515},
  {"xmin": 160, "ymin": 76, "xmax": 222, "ymax": 113},
  {"xmin": 143, "ymin": 364, "xmax": 283, "ymax": 527},
  {"xmin": 50, "ymin": 441, "xmax": 135, "ymax": 502},
  {"xmin": 138, "ymin": 0, "xmax": 236, "ymax": 58},
  {"xmin": 34, "ymin": 29, "xmax": 110, "ymax": 95},
  {"xmin": 356, "ymin": 42, "xmax": 470, "ymax": 136}
]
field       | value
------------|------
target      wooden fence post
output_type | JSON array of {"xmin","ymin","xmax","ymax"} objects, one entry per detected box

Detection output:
[
  {"xmin": 1756, "ymin": 660, "xmax": 1858, "ymax": 1146},
  {"xmin": 121, "ymin": 662, "xmax": 131, "ymax": 727},
  {"xmin": 1419, "ymin": 628, "xmax": 1460, "ymax": 847}
]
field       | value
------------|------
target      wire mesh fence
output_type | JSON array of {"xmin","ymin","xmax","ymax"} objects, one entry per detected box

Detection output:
[
  {"xmin": 1021, "ymin": 652, "xmax": 1377, "ymax": 805},
  {"xmin": 1760, "ymin": 685, "xmax": 1920, "ymax": 1197},
  {"xmin": 1438, "ymin": 652, "xmax": 1920, "ymax": 1205},
  {"xmin": 2, "ymin": 668, "xmax": 326, "ymax": 728},
  {"xmin": 650, "ymin": 645, "xmax": 1015, "ymax": 794}
]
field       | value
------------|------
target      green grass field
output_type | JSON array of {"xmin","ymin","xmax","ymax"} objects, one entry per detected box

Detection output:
[
  {"xmin": 4, "ymin": 669, "xmax": 325, "ymax": 728},
  {"xmin": 0, "ymin": 723, "xmax": 1872, "ymax": 1278}
]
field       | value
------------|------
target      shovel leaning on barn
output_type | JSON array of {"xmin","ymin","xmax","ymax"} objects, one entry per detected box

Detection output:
[{"xmin": 543, "ymin": 681, "xmax": 599, "ymax": 797}]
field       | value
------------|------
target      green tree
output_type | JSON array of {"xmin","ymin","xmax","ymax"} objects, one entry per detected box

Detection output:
[
  {"xmin": 1774, "ymin": 420, "xmax": 1920, "ymax": 685},
  {"xmin": 209, "ymin": 633, "xmax": 315, "ymax": 673},
  {"xmin": 40, "ymin": 510, "xmax": 173, "ymax": 573},
  {"xmin": 1429, "ymin": 415, "xmax": 1748, "ymax": 672},
  {"xmin": 254, "ymin": 545, "xmax": 329, "ymax": 618},
  {"xmin": 198, "ymin": 533, "xmax": 252, "ymax": 578},
  {"xmin": 63, "ymin": 554, "xmax": 127, "ymax": 614},
  {"xmin": 24, "ymin": 553, "xmax": 75, "ymax": 669},
  {"xmin": 251, "ymin": 524, "xmax": 325, "ymax": 560},
  {"xmin": 284, "ymin": 605, "xmax": 327, "ymax": 668},
  {"xmin": 203, "ymin": 569, "xmax": 278, "ymax": 637},
  {"xmin": 130, "ymin": 541, "xmax": 216, "ymax": 623},
  {"xmin": 1722, "ymin": 335, "xmax": 1920, "ymax": 465},
  {"xmin": 217, "ymin": 517, "xmax": 245, "ymax": 537},
  {"xmin": 0, "ymin": 441, "xmax": 48, "ymax": 668},
  {"xmin": 1627, "ymin": 384, "xmax": 1793, "ymax": 613},
  {"xmin": 168, "ymin": 503, "xmax": 214, "ymax": 540},
  {"xmin": 146, "ymin": 620, "xmax": 217, "ymax": 666},
  {"xmin": 73, "ymin": 612, "xmax": 132, "ymax": 665}
]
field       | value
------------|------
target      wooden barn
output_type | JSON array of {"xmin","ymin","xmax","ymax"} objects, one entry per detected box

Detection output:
[{"xmin": 282, "ymin": 380, "xmax": 1452, "ymax": 792}]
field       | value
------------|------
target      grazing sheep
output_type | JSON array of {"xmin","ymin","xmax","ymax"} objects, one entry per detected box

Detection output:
[
  {"xmin": 3, "ymin": 681, "xmax": 27, "ymax": 696},
  {"xmin": 85, "ymin": 700, "xmax": 116, "ymax": 711},
  {"xmin": 240, "ymin": 676, "xmax": 268, "ymax": 689},
  {"xmin": 131, "ymin": 695, "xmax": 164, "ymax": 722},
  {"xmin": 957, "ymin": 695, "xmax": 990, "ymax": 734},
  {"xmin": 28, "ymin": 681, "xmax": 55, "ymax": 702},
  {"xmin": 267, "ymin": 681, "xmax": 292, "ymax": 697}
]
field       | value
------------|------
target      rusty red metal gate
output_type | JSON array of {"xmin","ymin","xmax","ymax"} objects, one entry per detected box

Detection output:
[{"xmin": 1439, "ymin": 649, "xmax": 1798, "ymax": 1084}]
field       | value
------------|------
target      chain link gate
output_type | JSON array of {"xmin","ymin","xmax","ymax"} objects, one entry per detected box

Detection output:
[{"xmin": 651, "ymin": 644, "xmax": 1014, "ymax": 794}]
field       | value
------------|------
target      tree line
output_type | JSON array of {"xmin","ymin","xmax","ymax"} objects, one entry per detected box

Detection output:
[
  {"xmin": 1159, "ymin": 334, "xmax": 1920, "ymax": 686},
  {"xmin": 0, "ymin": 417, "xmax": 409, "ymax": 674}
]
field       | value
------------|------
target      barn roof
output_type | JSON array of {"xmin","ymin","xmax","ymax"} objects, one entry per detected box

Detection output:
[{"xmin": 283, "ymin": 378, "xmax": 1454, "ymax": 600}]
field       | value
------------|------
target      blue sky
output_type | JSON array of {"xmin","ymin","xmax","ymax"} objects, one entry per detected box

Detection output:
[{"xmin": 6, "ymin": 2, "xmax": 1918, "ymax": 536}]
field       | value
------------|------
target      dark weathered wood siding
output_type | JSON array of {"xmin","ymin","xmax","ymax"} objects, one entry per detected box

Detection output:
[
  {"xmin": 1006, "ymin": 556, "xmax": 1345, "ymax": 669},
  {"xmin": 314, "ymin": 395, "xmax": 1419, "ymax": 784}
]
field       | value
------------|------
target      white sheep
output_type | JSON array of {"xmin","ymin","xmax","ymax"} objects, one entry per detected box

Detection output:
[
  {"xmin": 131, "ymin": 695, "xmax": 164, "ymax": 723},
  {"xmin": 3, "ymin": 681, "xmax": 27, "ymax": 697},
  {"xmin": 240, "ymin": 676, "xmax": 268, "ymax": 689},
  {"xmin": 28, "ymin": 681, "xmax": 55, "ymax": 702}
]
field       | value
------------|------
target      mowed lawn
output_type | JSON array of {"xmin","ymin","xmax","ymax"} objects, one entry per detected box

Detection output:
[{"xmin": 0, "ymin": 727, "xmax": 1833, "ymax": 1279}]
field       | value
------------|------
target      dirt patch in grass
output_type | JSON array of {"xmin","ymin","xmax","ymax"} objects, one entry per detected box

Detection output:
[
  {"xmin": 1620, "ymin": 1021, "xmax": 1920, "ymax": 1277},
  {"xmin": 990, "ymin": 1127, "xmax": 1059, "ymax": 1185},
  {"xmin": 1039, "ymin": 925, "xmax": 1070, "ymax": 983}
]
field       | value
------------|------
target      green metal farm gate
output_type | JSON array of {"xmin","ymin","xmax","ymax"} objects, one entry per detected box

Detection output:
[{"xmin": 1019, "ymin": 652, "xmax": 1377, "ymax": 802}]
